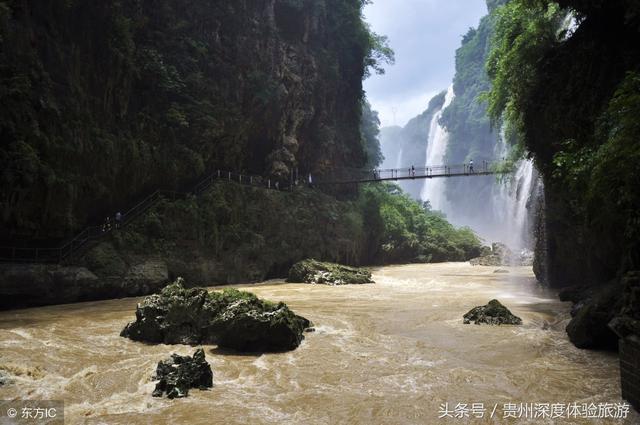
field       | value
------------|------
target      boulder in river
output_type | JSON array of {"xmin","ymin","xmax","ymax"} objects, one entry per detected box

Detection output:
[
  {"xmin": 0, "ymin": 371, "xmax": 11, "ymax": 386},
  {"xmin": 121, "ymin": 278, "xmax": 312, "ymax": 352},
  {"xmin": 463, "ymin": 299, "xmax": 523, "ymax": 325},
  {"xmin": 287, "ymin": 259, "xmax": 373, "ymax": 285},
  {"xmin": 152, "ymin": 348, "xmax": 213, "ymax": 399}
]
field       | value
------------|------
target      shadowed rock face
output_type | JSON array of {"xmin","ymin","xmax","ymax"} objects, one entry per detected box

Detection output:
[
  {"xmin": 463, "ymin": 299, "xmax": 523, "ymax": 325},
  {"xmin": 152, "ymin": 349, "xmax": 213, "ymax": 399},
  {"xmin": 287, "ymin": 259, "xmax": 373, "ymax": 285},
  {"xmin": 121, "ymin": 278, "xmax": 312, "ymax": 352}
]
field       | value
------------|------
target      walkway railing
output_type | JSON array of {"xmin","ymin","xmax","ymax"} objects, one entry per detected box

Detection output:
[
  {"xmin": 0, "ymin": 161, "xmax": 502, "ymax": 264},
  {"xmin": 314, "ymin": 161, "xmax": 498, "ymax": 185},
  {"xmin": 0, "ymin": 170, "xmax": 298, "ymax": 264}
]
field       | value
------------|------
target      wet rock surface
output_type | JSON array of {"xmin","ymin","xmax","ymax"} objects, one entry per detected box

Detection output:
[
  {"xmin": 287, "ymin": 259, "xmax": 373, "ymax": 285},
  {"xmin": 152, "ymin": 349, "xmax": 213, "ymax": 399},
  {"xmin": 121, "ymin": 278, "xmax": 312, "ymax": 352},
  {"xmin": 566, "ymin": 280, "xmax": 623, "ymax": 350},
  {"xmin": 0, "ymin": 255, "xmax": 170, "ymax": 310},
  {"xmin": 609, "ymin": 271, "xmax": 640, "ymax": 340},
  {"xmin": 463, "ymin": 299, "xmax": 523, "ymax": 325},
  {"xmin": 0, "ymin": 371, "xmax": 11, "ymax": 386}
]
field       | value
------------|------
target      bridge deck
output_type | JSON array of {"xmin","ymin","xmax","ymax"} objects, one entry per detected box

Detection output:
[{"xmin": 318, "ymin": 170, "xmax": 498, "ymax": 185}]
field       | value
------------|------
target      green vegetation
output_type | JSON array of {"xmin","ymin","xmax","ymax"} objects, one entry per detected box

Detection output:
[
  {"xmin": 361, "ymin": 99, "xmax": 384, "ymax": 169},
  {"xmin": 484, "ymin": 0, "xmax": 640, "ymax": 286},
  {"xmin": 0, "ymin": 0, "xmax": 392, "ymax": 241},
  {"xmin": 102, "ymin": 179, "xmax": 482, "ymax": 284},
  {"xmin": 441, "ymin": 13, "xmax": 497, "ymax": 164},
  {"xmin": 484, "ymin": 0, "xmax": 565, "ymax": 143},
  {"xmin": 359, "ymin": 184, "xmax": 483, "ymax": 263}
]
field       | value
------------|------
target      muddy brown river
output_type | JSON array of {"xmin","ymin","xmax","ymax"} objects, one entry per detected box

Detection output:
[{"xmin": 0, "ymin": 263, "xmax": 637, "ymax": 424}]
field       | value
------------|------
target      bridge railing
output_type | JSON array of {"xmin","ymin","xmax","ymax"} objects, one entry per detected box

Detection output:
[
  {"xmin": 0, "ymin": 169, "xmax": 298, "ymax": 264},
  {"xmin": 1, "ymin": 161, "xmax": 499, "ymax": 264},
  {"xmin": 315, "ymin": 161, "xmax": 494, "ymax": 184}
]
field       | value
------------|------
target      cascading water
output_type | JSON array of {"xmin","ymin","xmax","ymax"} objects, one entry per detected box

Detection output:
[
  {"xmin": 420, "ymin": 85, "xmax": 455, "ymax": 211},
  {"xmin": 491, "ymin": 134, "xmax": 541, "ymax": 253},
  {"xmin": 394, "ymin": 148, "xmax": 404, "ymax": 170}
]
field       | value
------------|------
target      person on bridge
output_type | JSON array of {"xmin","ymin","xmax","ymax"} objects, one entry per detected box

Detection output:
[
  {"xmin": 102, "ymin": 216, "xmax": 111, "ymax": 232},
  {"xmin": 411, "ymin": 165, "xmax": 416, "ymax": 178},
  {"xmin": 469, "ymin": 159, "xmax": 474, "ymax": 173}
]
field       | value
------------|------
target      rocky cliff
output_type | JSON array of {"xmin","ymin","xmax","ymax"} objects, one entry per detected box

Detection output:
[
  {"xmin": 485, "ymin": 0, "xmax": 640, "ymax": 352},
  {"xmin": 0, "ymin": 0, "xmax": 371, "ymax": 241}
]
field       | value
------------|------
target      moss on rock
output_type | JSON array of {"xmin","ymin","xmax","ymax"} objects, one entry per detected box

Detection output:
[
  {"xmin": 463, "ymin": 299, "xmax": 523, "ymax": 325},
  {"xmin": 287, "ymin": 259, "xmax": 373, "ymax": 285},
  {"xmin": 121, "ymin": 278, "xmax": 312, "ymax": 352}
]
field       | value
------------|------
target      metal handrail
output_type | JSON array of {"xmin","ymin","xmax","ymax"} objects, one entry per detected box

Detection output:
[{"xmin": 0, "ymin": 162, "xmax": 500, "ymax": 264}]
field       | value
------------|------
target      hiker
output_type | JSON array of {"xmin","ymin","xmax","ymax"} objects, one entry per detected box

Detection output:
[
  {"xmin": 102, "ymin": 216, "xmax": 111, "ymax": 232},
  {"xmin": 469, "ymin": 159, "xmax": 474, "ymax": 173},
  {"xmin": 115, "ymin": 211, "xmax": 123, "ymax": 229}
]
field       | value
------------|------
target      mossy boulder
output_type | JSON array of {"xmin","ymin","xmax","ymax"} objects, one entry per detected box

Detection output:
[
  {"xmin": 463, "ymin": 299, "xmax": 523, "ymax": 325},
  {"xmin": 152, "ymin": 349, "xmax": 213, "ymax": 399},
  {"xmin": 287, "ymin": 259, "xmax": 373, "ymax": 285},
  {"xmin": 121, "ymin": 278, "xmax": 312, "ymax": 352}
]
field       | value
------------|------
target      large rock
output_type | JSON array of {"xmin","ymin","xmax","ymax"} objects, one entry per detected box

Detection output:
[
  {"xmin": 152, "ymin": 348, "xmax": 213, "ymax": 399},
  {"xmin": 565, "ymin": 280, "xmax": 623, "ymax": 350},
  {"xmin": 83, "ymin": 242, "xmax": 128, "ymax": 277},
  {"xmin": 123, "ymin": 260, "xmax": 169, "ymax": 296},
  {"xmin": 287, "ymin": 259, "xmax": 373, "ymax": 285},
  {"xmin": 0, "ymin": 264, "xmax": 100, "ymax": 309},
  {"xmin": 121, "ymin": 278, "xmax": 312, "ymax": 352},
  {"xmin": 609, "ymin": 271, "xmax": 640, "ymax": 340},
  {"xmin": 463, "ymin": 299, "xmax": 523, "ymax": 325}
]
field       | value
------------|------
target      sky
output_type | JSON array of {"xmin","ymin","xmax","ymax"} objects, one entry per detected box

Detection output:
[{"xmin": 363, "ymin": 0, "xmax": 488, "ymax": 128}]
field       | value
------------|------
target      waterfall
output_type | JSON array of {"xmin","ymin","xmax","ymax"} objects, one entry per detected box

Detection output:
[
  {"xmin": 506, "ymin": 159, "xmax": 536, "ymax": 249},
  {"xmin": 420, "ymin": 85, "xmax": 455, "ymax": 211},
  {"xmin": 491, "ymin": 134, "xmax": 541, "ymax": 252},
  {"xmin": 394, "ymin": 147, "xmax": 404, "ymax": 170}
]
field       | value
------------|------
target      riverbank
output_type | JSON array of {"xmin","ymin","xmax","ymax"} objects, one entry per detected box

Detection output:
[{"xmin": 0, "ymin": 263, "xmax": 635, "ymax": 424}]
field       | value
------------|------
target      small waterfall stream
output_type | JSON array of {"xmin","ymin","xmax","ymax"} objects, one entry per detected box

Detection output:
[
  {"xmin": 420, "ymin": 85, "xmax": 455, "ymax": 211},
  {"xmin": 491, "ymin": 134, "xmax": 541, "ymax": 252}
]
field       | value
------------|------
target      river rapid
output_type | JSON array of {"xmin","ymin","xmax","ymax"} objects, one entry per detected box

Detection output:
[{"xmin": 0, "ymin": 263, "xmax": 637, "ymax": 424}]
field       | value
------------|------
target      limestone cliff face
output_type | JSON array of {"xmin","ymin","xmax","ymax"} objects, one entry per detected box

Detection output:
[{"xmin": 0, "ymin": 0, "xmax": 368, "ymax": 240}]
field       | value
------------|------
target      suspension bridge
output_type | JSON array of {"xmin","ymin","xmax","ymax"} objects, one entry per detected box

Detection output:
[
  {"xmin": 1, "ymin": 161, "xmax": 503, "ymax": 264},
  {"xmin": 314, "ymin": 161, "xmax": 497, "ymax": 185}
]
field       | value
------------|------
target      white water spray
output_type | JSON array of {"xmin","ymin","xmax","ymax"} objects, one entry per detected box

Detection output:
[
  {"xmin": 491, "ymin": 135, "xmax": 540, "ymax": 251},
  {"xmin": 421, "ymin": 85, "xmax": 455, "ymax": 211}
]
